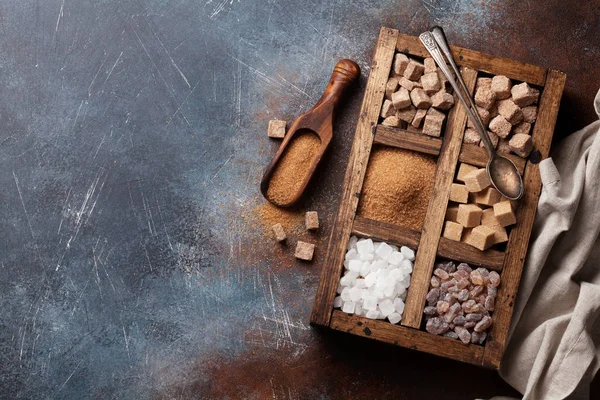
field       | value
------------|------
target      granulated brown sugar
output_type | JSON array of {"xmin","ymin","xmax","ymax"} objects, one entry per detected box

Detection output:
[
  {"xmin": 249, "ymin": 201, "xmax": 305, "ymax": 236},
  {"xmin": 266, "ymin": 131, "xmax": 321, "ymax": 205},
  {"xmin": 358, "ymin": 146, "xmax": 436, "ymax": 231}
]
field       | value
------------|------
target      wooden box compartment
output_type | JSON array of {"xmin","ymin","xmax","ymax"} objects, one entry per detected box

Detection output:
[{"xmin": 310, "ymin": 28, "xmax": 566, "ymax": 368}]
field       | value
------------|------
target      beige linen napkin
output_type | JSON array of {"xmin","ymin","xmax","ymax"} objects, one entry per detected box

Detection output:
[{"xmin": 495, "ymin": 89, "xmax": 600, "ymax": 400}]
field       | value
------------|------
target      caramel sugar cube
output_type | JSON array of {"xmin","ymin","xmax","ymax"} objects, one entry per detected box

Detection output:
[
  {"xmin": 392, "ymin": 87, "xmax": 411, "ymax": 109},
  {"xmin": 488, "ymin": 115, "xmax": 512, "ymax": 138},
  {"xmin": 497, "ymin": 138, "xmax": 512, "ymax": 154},
  {"xmin": 398, "ymin": 76, "xmax": 418, "ymax": 91},
  {"xmin": 509, "ymin": 133, "xmax": 533, "ymax": 157},
  {"xmin": 431, "ymin": 91, "xmax": 454, "ymax": 111},
  {"xmin": 474, "ymin": 87, "xmax": 496, "ymax": 110},
  {"xmin": 272, "ymin": 223, "xmax": 286, "ymax": 242},
  {"xmin": 497, "ymin": 99, "xmax": 523, "ymax": 125},
  {"xmin": 268, "ymin": 120, "xmax": 287, "ymax": 139},
  {"xmin": 420, "ymin": 72, "xmax": 441, "ymax": 95},
  {"xmin": 410, "ymin": 88, "xmax": 432, "ymax": 109},
  {"xmin": 493, "ymin": 200, "xmax": 517, "ymax": 227},
  {"xmin": 522, "ymin": 105, "xmax": 538, "ymax": 123},
  {"xmin": 381, "ymin": 99, "xmax": 395, "ymax": 118},
  {"xmin": 443, "ymin": 221, "xmax": 464, "ymax": 242},
  {"xmin": 513, "ymin": 121, "xmax": 532, "ymax": 136},
  {"xmin": 403, "ymin": 59, "xmax": 425, "ymax": 80},
  {"xmin": 305, "ymin": 211, "xmax": 319, "ymax": 230},
  {"xmin": 481, "ymin": 208, "xmax": 500, "ymax": 227},
  {"xmin": 393, "ymin": 53, "xmax": 410, "ymax": 76},
  {"xmin": 396, "ymin": 105, "xmax": 417, "ymax": 123},
  {"xmin": 456, "ymin": 163, "xmax": 478, "ymax": 183},
  {"xmin": 467, "ymin": 106, "xmax": 491, "ymax": 128},
  {"xmin": 446, "ymin": 205, "xmax": 459, "ymax": 222},
  {"xmin": 385, "ymin": 77, "xmax": 399, "ymax": 99},
  {"xmin": 473, "ymin": 187, "xmax": 502, "ymax": 206},
  {"xmin": 412, "ymin": 108, "xmax": 427, "ymax": 128},
  {"xmin": 463, "ymin": 128, "xmax": 481, "ymax": 145},
  {"xmin": 479, "ymin": 131, "xmax": 499, "ymax": 149},
  {"xmin": 295, "ymin": 241, "xmax": 315, "ymax": 261},
  {"xmin": 457, "ymin": 204, "xmax": 483, "ymax": 228},
  {"xmin": 476, "ymin": 77, "xmax": 492, "ymax": 91},
  {"xmin": 463, "ymin": 169, "xmax": 491, "ymax": 192},
  {"xmin": 511, "ymin": 82, "xmax": 537, "ymax": 107},
  {"xmin": 382, "ymin": 116, "xmax": 402, "ymax": 127},
  {"xmin": 450, "ymin": 183, "xmax": 469, "ymax": 203},
  {"xmin": 422, "ymin": 108, "xmax": 445, "ymax": 137},
  {"xmin": 464, "ymin": 225, "xmax": 495, "ymax": 251},
  {"xmin": 490, "ymin": 224, "xmax": 508, "ymax": 245},
  {"xmin": 424, "ymin": 57, "xmax": 437, "ymax": 74},
  {"xmin": 491, "ymin": 75, "xmax": 512, "ymax": 100}
]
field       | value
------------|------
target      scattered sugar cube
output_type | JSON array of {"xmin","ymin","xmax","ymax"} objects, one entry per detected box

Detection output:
[
  {"xmin": 356, "ymin": 238, "xmax": 374, "ymax": 255},
  {"xmin": 449, "ymin": 183, "xmax": 469, "ymax": 203},
  {"xmin": 494, "ymin": 200, "xmax": 517, "ymax": 227},
  {"xmin": 509, "ymin": 133, "xmax": 533, "ymax": 157},
  {"xmin": 333, "ymin": 296, "xmax": 343, "ymax": 308},
  {"xmin": 382, "ymin": 116, "xmax": 402, "ymax": 127},
  {"xmin": 422, "ymin": 107, "xmax": 445, "ymax": 137},
  {"xmin": 511, "ymin": 82, "xmax": 537, "ymax": 107},
  {"xmin": 380, "ymin": 99, "xmax": 395, "ymax": 118},
  {"xmin": 305, "ymin": 211, "xmax": 319, "ymax": 230},
  {"xmin": 424, "ymin": 57, "xmax": 437, "ymax": 74},
  {"xmin": 401, "ymin": 246, "xmax": 415, "ymax": 261},
  {"xmin": 268, "ymin": 120, "xmax": 287, "ymax": 139},
  {"xmin": 497, "ymin": 99, "xmax": 523, "ymax": 125},
  {"xmin": 393, "ymin": 53, "xmax": 410, "ymax": 75},
  {"xmin": 385, "ymin": 77, "xmax": 399, "ymax": 99},
  {"xmin": 476, "ymin": 77, "xmax": 492, "ymax": 91},
  {"xmin": 431, "ymin": 91, "xmax": 454, "ymax": 110},
  {"xmin": 457, "ymin": 204, "xmax": 483, "ymax": 228},
  {"xmin": 446, "ymin": 205, "xmax": 459, "ymax": 222},
  {"xmin": 443, "ymin": 221, "xmax": 464, "ymax": 241},
  {"xmin": 388, "ymin": 312, "xmax": 402, "ymax": 325},
  {"xmin": 398, "ymin": 76, "xmax": 419, "ymax": 91},
  {"xmin": 488, "ymin": 115, "xmax": 512, "ymax": 138},
  {"xmin": 521, "ymin": 105, "xmax": 538, "ymax": 123},
  {"xmin": 272, "ymin": 223, "xmax": 286, "ymax": 242},
  {"xmin": 513, "ymin": 121, "xmax": 532, "ymax": 136},
  {"xmin": 392, "ymin": 87, "xmax": 411, "ymax": 109},
  {"xmin": 491, "ymin": 75, "xmax": 512, "ymax": 100},
  {"xmin": 473, "ymin": 187, "xmax": 502, "ymax": 206},
  {"xmin": 464, "ymin": 225, "xmax": 495, "ymax": 251},
  {"xmin": 342, "ymin": 301, "xmax": 356, "ymax": 314},
  {"xmin": 479, "ymin": 131, "xmax": 499, "ymax": 148},
  {"xmin": 403, "ymin": 59, "xmax": 425, "ymax": 80},
  {"xmin": 411, "ymin": 108, "xmax": 427, "ymax": 128},
  {"xmin": 474, "ymin": 87, "xmax": 496, "ymax": 110},
  {"xmin": 397, "ymin": 105, "xmax": 417, "ymax": 123},
  {"xmin": 463, "ymin": 128, "xmax": 481, "ymax": 145},
  {"xmin": 410, "ymin": 88, "xmax": 432, "ymax": 109},
  {"xmin": 463, "ymin": 168, "xmax": 491, "ymax": 192},
  {"xmin": 420, "ymin": 72, "xmax": 441, "ymax": 95},
  {"xmin": 295, "ymin": 241, "xmax": 315, "ymax": 261}
]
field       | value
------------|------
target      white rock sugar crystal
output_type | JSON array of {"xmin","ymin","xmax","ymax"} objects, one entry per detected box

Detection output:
[{"xmin": 335, "ymin": 237, "xmax": 416, "ymax": 325}]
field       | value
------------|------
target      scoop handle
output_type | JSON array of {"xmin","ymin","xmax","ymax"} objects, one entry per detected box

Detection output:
[{"xmin": 312, "ymin": 59, "xmax": 361, "ymax": 111}]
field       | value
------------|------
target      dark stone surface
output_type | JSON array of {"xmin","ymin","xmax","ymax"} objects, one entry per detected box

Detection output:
[{"xmin": 0, "ymin": 0, "xmax": 598, "ymax": 398}]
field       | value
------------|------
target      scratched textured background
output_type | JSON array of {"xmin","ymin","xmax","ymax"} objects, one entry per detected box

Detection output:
[{"xmin": 1, "ymin": 0, "xmax": 599, "ymax": 399}]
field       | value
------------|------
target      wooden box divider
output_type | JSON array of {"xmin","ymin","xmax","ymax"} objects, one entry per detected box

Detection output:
[{"xmin": 311, "ymin": 27, "xmax": 566, "ymax": 369}]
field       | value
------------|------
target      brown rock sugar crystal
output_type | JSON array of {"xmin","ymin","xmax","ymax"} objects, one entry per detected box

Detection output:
[
  {"xmin": 358, "ymin": 147, "xmax": 436, "ymax": 230},
  {"xmin": 266, "ymin": 131, "xmax": 321, "ymax": 205}
]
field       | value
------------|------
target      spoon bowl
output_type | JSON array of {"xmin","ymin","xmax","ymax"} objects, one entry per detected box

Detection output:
[{"xmin": 487, "ymin": 155, "xmax": 524, "ymax": 200}]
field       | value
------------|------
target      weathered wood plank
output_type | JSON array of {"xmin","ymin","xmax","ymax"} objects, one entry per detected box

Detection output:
[
  {"xmin": 310, "ymin": 27, "xmax": 399, "ymax": 327},
  {"xmin": 374, "ymin": 125, "xmax": 442, "ymax": 156},
  {"xmin": 482, "ymin": 69, "xmax": 566, "ymax": 368},
  {"xmin": 438, "ymin": 237, "xmax": 504, "ymax": 270},
  {"xmin": 351, "ymin": 216, "xmax": 420, "ymax": 249},
  {"xmin": 459, "ymin": 143, "xmax": 526, "ymax": 175}
]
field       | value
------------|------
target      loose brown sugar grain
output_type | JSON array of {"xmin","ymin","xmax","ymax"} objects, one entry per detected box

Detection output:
[
  {"xmin": 266, "ymin": 132, "xmax": 321, "ymax": 205},
  {"xmin": 358, "ymin": 147, "xmax": 436, "ymax": 230},
  {"xmin": 254, "ymin": 202, "xmax": 304, "ymax": 236}
]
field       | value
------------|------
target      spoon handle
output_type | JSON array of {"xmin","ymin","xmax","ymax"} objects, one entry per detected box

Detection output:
[{"xmin": 419, "ymin": 31, "xmax": 495, "ymax": 155}]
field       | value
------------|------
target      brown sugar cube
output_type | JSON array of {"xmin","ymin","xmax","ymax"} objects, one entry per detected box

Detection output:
[
  {"xmin": 272, "ymin": 223, "xmax": 286, "ymax": 242},
  {"xmin": 450, "ymin": 183, "xmax": 469, "ymax": 203},
  {"xmin": 443, "ymin": 221, "xmax": 464, "ymax": 242},
  {"xmin": 463, "ymin": 128, "xmax": 481, "ymax": 145},
  {"xmin": 476, "ymin": 77, "xmax": 492, "ymax": 91},
  {"xmin": 412, "ymin": 108, "xmax": 427, "ymax": 128},
  {"xmin": 420, "ymin": 72, "xmax": 441, "ymax": 95},
  {"xmin": 295, "ymin": 241, "xmax": 315, "ymax": 261},
  {"xmin": 481, "ymin": 208, "xmax": 500, "ymax": 227},
  {"xmin": 467, "ymin": 107, "xmax": 491, "ymax": 129},
  {"xmin": 489, "ymin": 103, "xmax": 499, "ymax": 118},
  {"xmin": 305, "ymin": 211, "xmax": 319, "ymax": 230},
  {"xmin": 457, "ymin": 163, "xmax": 478, "ymax": 183},
  {"xmin": 385, "ymin": 77, "xmax": 399, "ymax": 99},
  {"xmin": 511, "ymin": 82, "xmax": 537, "ymax": 107},
  {"xmin": 494, "ymin": 200, "xmax": 517, "ymax": 227},
  {"xmin": 497, "ymin": 138, "xmax": 512, "ymax": 154},
  {"xmin": 424, "ymin": 57, "xmax": 437, "ymax": 74},
  {"xmin": 446, "ymin": 204, "xmax": 459, "ymax": 222},
  {"xmin": 403, "ymin": 59, "xmax": 425, "ymax": 80},
  {"xmin": 509, "ymin": 133, "xmax": 534, "ymax": 157},
  {"xmin": 398, "ymin": 77, "xmax": 418, "ymax": 91},
  {"xmin": 422, "ymin": 108, "xmax": 445, "ymax": 137},
  {"xmin": 393, "ymin": 53, "xmax": 410, "ymax": 75},
  {"xmin": 380, "ymin": 99, "xmax": 395, "ymax": 118},
  {"xmin": 382, "ymin": 116, "xmax": 402, "ymax": 127},
  {"xmin": 522, "ymin": 106, "xmax": 538, "ymax": 123},
  {"xmin": 489, "ymin": 224, "xmax": 508, "ymax": 245},
  {"xmin": 479, "ymin": 131, "xmax": 499, "ymax": 149},
  {"xmin": 410, "ymin": 88, "xmax": 432, "ymax": 109},
  {"xmin": 406, "ymin": 124, "xmax": 421, "ymax": 132},
  {"xmin": 268, "ymin": 120, "xmax": 286, "ymax": 139},
  {"xmin": 488, "ymin": 115, "xmax": 512, "ymax": 138},
  {"xmin": 463, "ymin": 168, "xmax": 491, "ymax": 192},
  {"xmin": 497, "ymin": 99, "xmax": 523, "ymax": 125},
  {"xmin": 396, "ymin": 105, "xmax": 417, "ymax": 123},
  {"xmin": 513, "ymin": 121, "xmax": 532, "ymax": 136},
  {"xmin": 491, "ymin": 75, "xmax": 512, "ymax": 100},
  {"xmin": 474, "ymin": 86, "xmax": 496, "ymax": 110},
  {"xmin": 532, "ymin": 88, "xmax": 540, "ymax": 104},
  {"xmin": 473, "ymin": 187, "xmax": 502, "ymax": 206},
  {"xmin": 457, "ymin": 204, "xmax": 483, "ymax": 228},
  {"xmin": 464, "ymin": 225, "xmax": 495, "ymax": 251},
  {"xmin": 431, "ymin": 91, "xmax": 455, "ymax": 111},
  {"xmin": 392, "ymin": 87, "xmax": 411, "ymax": 109}
]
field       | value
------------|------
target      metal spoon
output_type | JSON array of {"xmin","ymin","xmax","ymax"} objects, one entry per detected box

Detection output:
[{"xmin": 419, "ymin": 28, "xmax": 524, "ymax": 200}]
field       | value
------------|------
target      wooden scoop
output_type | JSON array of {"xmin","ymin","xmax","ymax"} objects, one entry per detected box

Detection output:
[{"xmin": 260, "ymin": 59, "xmax": 360, "ymax": 207}]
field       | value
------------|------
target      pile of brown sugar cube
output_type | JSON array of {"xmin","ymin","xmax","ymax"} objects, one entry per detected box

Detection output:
[
  {"xmin": 380, "ymin": 53, "xmax": 455, "ymax": 137},
  {"xmin": 443, "ymin": 163, "xmax": 517, "ymax": 251},
  {"xmin": 464, "ymin": 75, "xmax": 539, "ymax": 158},
  {"xmin": 424, "ymin": 261, "xmax": 499, "ymax": 345},
  {"xmin": 272, "ymin": 211, "xmax": 319, "ymax": 261}
]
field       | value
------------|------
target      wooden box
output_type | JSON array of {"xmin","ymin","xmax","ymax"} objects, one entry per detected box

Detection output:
[{"xmin": 310, "ymin": 28, "xmax": 566, "ymax": 368}]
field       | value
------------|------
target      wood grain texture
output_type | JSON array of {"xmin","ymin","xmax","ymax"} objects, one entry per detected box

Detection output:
[
  {"xmin": 482, "ymin": 69, "xmax": 566, "ymax": 368},
  {"xmin": 352, "ymin": 216, "xmax": 420, "ymax": 249},
  {"xmin": 459, "ymin": 143, "xmax": 526, "ymax": 175},
  {"xmin": 401, "ymin": 67, "xmax": 478, "ymax": 329},
  {"xmin": 310, "ymin": 28, "xmax": 399, "ymax": 327},
  {"xmin": 438, "ymin": 237, "xmax": 504, "ymax": 270},
  {"xmin": 330, "ymin": 310, "xmax": 485, "ymax": 366},
  {"xmin": 395, "ymin": 33, "xmax": 547, "ymax": 86},
  {"xmin": 374, "ymin": 125, "xmax": 442, "ymax": 156}
]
